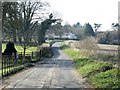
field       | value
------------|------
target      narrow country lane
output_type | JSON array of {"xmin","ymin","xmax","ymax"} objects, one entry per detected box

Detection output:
[{"xmin": 2, "ymin": 42, "xmax": 90, "ymax": 89}]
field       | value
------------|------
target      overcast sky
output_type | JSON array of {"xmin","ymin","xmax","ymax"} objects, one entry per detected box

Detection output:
[{"xmin": 47, "ymin": 0, "xmax": 119, "ymax": 31}]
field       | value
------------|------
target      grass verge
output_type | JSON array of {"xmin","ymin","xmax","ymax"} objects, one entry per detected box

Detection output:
[
  {"xmin": 63, "ymin": 48, "xmax": 81, "ymax": 59},
  {"xmin": 63, "ymin": 48, "xmax": 120, "ymax": 88},
  {"xmin": 0, "ymin": 63, "xmax": 34, "ymax": 77},
  {"xmin": 88, "ymin": 69, "xmax": 120, "ymax": 88}
]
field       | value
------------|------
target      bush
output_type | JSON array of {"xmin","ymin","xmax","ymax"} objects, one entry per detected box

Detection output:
[
  {"xmin": 74, "ymin": 58, "xmax": 93, "ymax": 68},
  {"xmin": 74, "ymin": 37, "xmax": 99, "ymax": 53},
  {"xmin": 60, "ymin": 44, "xmax": 69, "ymax": 49},
  {"xmin": 79, "ymin": 61, "xmax": 113, "ymax": 78},
  {"xmin": 97, "ymin": 31, "xmax": 119, "ymax": 45},
  {"xmin": 112, "ymin": 40, "xmax": 119, "ymax": 45},
  {"xmin": 42, "ymin": 47, "xmax": 52, "ymax": 58},
  {"xmin": 37, "ymin": 43, "xmax": 53, "ymax": 58},
  {"xmin": 88, "ymin": 69, "xmax": 120, "ymax": 88},
  {"xmin": 89, "ymin": 53, "xmax": 119, "ymax": 66}
]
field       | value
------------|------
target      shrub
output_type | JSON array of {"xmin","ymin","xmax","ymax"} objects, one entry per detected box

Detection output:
[
  {"xmin": 79, "ymin": 61, "xmax": 113, "ymax": 78},
  {"xmin": 88, "ymin": 69, "xmax": 120, "ymax": 88},
  {"xmin": 37, "ymin": 43, "xmax": 53, "ymax": 58},
  {"xmin": 60, "ymin": 44, "xmax": 69, "ymax": 49},
  {"xmin": 75, "ymin": 37, "xmax": 99, "ymax": 52},
  {"xmin": 74, "ymin": 58, "xmax": 93, "ymax": 68}
]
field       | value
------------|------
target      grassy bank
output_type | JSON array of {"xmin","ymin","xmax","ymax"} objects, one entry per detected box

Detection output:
[{"xmin": 63, "ymin": 48, "xmax": 120, "ymax": 88}]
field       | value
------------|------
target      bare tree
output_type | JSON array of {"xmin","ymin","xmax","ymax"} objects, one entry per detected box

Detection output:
[
  {"xmin": 2, "ymin": 0, "xmax": 62, "ymax": 58},
  {"xmin": 18, "ymin": 1, "xmax": 50, "ymax": 57},
  {"xmin": 2, "ymin": 2, "xmax": 20, "ymax": 42}
]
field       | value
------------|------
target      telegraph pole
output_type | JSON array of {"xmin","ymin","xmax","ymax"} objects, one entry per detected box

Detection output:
[
  {"xmin": 118, "ymin": 1, "xmax": 120, "ymax": 69},
  {"xmin": 0, "ymin": 1, "xmax": 2, "ymax": 62},
  {"xmin": 0, "ymin": 0, "xmax": 2, "ymax": 83}
]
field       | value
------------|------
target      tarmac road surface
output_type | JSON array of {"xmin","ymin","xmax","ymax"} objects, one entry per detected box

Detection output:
[{"xmin": 2, "ymin": 42, "xmax": 90, "ymax": 89}]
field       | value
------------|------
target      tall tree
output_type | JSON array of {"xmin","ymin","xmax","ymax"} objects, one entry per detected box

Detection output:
[
  {"xmin": 63, "ymin": 24, "xmax": 72, "ymax": 34},
  {"xmin": 2, "ymin": 2, "xmax": 19, "ymax": 42},
  {"xmin": 72, "ymin": 22, "xmax": 83, "ymax": 39},
  {"xmin": 19, "ymin": 1, "xmax": 49, "ymax": 57},
  {"xmin": 2, "ymin": 1, "xmax": 50, "ymax": 57},
  {"xmin": 38, "ymin": 13, "xmax": 61, "ymax": 44},
  {"xmin": 83, "ymin": 23, "xmax": 95, "ymax": 37}
]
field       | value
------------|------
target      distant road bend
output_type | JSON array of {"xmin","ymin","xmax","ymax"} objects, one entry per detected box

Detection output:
[{"xmin": 2, "ymin": 42, "xmax": 90, "ymax": 88}]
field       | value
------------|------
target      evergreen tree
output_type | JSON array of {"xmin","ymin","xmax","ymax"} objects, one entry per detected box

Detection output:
[
  {"xmin": 38, "ymin": 13, "xmax": 60, "ymax": 44},
  {"xmin": 83, "ymin": 23, "xmax": 95, "ymax": 36}
]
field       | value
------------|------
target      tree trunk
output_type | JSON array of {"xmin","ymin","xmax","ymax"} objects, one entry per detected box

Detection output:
[
  {"xmin": 23, "ymin": 47, "xmax": 26, "ymax": 58},
  {"xmin": 38, "ymin": 30, "xmax": 45, "ymax": 45},
  {"xmin": 13, "ymin": 33, "xmax": 17, "ymax": 43},
  {"xmin": 23, "ymin": 46, "xmax": 26, "ymax": 64},
  {"xmin": 18, "ymin": 38, "xmax": 22, "ymax": 44}
]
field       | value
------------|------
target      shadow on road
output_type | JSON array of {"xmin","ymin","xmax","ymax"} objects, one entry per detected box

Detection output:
[
  {"xmin": 35, "ymin": 59, "xmax": 74, "ymax": 69},
  {"xmin": 51, "ymin": 47, "xmax": 60, "ymax": 58},
  {"xmin": 34, "ymin": 45, "xmax": 74, "ymax": 69}
]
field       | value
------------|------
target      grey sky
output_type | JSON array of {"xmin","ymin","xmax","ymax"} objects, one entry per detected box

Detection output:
[{"xmin": 47, "ymin": 0, "xmax": 119, "ymax": 31}]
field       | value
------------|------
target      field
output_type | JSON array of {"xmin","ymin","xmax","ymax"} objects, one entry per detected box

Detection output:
[
  {"xmin": 2, "ymin": 43, "xmax": 38, "ymax": 53},
  {"xmin": 63, "ymin": 40, "xmax": 119, "ymax": 66},
  {"xmin": 98, "ymin": 44, "xmax": 118, "ymax": 50},
  {"xmin": 65, "ymin": 40, "xmax": 118, "ymax": 49}
]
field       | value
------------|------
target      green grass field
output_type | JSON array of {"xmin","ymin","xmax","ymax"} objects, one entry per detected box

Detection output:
[{"xmin": 2, "ymin": 43, "xmax": 38, "ymax": 53}]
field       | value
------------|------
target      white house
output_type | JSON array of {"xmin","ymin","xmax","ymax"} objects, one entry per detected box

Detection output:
[{"xmin": 68, "ymin": 33, "xmax": 77, "ymax": 39}]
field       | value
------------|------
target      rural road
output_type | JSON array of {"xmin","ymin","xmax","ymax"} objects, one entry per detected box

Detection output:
[{"xmin": 2, "ymin": 42, "xmax": 90, "ymax": 89}]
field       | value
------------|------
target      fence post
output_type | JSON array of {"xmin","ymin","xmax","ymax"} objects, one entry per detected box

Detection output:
[
  {"xmin": 40, "ymin": 49, "xmax": 42, "ymax": 59},
  {"xmin": 41, "ymin": 48, "xmax": 42, "ymax": 58},
  {"xmin": 21, "ymin": 52, "xmax": 23, "ymax": 64},
  {"xmin": 4, "ymin": 57, "xmax": 6, "ymax": 77},
  {"xmin": 8, "ymin": 56, "xmax": 10, "ymax": 76},
  {"xmin": 6, "ymin": 57, "xmax": 8, "ymax": 76},
  {"xmin": 2, "ymin": 56, "xmax": 4, "ymax": 77},
  {"xmin": 32, "ymin": 52, "xmax": 33, "ymax": 59}
]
